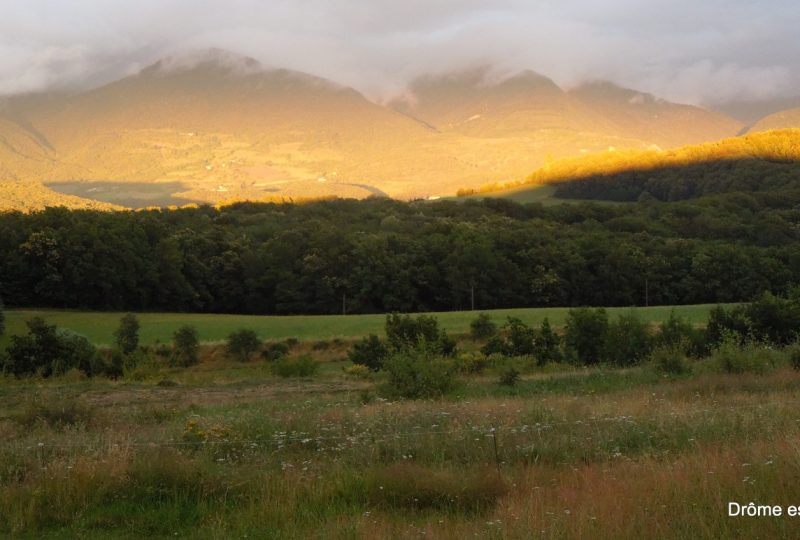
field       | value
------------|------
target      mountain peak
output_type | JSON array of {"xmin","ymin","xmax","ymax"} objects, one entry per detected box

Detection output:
[
  {"xmin": 140, "ymin": 48, "xmax": 263, "ymax": 78},
  {"xmin": 570, "ymin": 81, "xmax": 660, "ymax": 105}
]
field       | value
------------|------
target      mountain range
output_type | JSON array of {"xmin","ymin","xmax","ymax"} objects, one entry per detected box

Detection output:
[{"xmin": 0, "ymin": 48, "xmax": 797, "ymax": 211}]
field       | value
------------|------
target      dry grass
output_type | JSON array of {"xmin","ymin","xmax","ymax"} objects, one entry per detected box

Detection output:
[{"xmin": 1, "ymin": 354, "xmax": 800, "ymax": 537}]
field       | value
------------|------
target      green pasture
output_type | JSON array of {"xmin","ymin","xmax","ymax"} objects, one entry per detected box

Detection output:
[{"xmin": 3, "ymin": 304, "xmax": 725, "ymax": 346}]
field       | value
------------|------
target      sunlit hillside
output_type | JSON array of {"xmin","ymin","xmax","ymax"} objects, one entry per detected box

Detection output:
[
  {"xmin": 0, "ymin": 50, "xmax": 749, "ymax": 211},
  {"xmin": 749, "ymin": 108, "xmax": 800, "ymax": 133},
  {"xmin": 459, "ymin": 129, "xmax": 800, "ymax": 201}
]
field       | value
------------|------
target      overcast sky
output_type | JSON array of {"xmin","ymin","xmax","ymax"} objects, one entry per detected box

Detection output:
[{"xmin": 1, "ymin": 0, "xmax": 798, "ymax": 105}]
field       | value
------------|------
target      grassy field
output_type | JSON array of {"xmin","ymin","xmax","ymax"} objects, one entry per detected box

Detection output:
[
  {"xmin": 3, "ymin": 304, "xmax": 724, "ymax": 347},
  {"xmin": 1, "ymin": 344, "xmax": 799, "ymax": 538}
]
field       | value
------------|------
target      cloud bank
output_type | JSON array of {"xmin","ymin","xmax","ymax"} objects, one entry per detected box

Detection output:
[{"xmin": 1, "ymin": 0, "xmax": 798, "ymax": 105}]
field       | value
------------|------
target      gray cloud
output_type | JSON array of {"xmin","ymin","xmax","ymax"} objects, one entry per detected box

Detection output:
[{"xmin": 0, "ymin": 0, "xmax": 798, "ymax": 105}]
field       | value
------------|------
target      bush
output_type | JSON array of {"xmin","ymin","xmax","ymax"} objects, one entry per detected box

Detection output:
[
  {"xmin": 382, "ymin": 350, "xmax": 455, "ymax": 399},
  {"xmin": 262, "ymin": 341, "xmax": 290, "ymax": 362},
  {"xmin": 385, "ymin": 313, "xmax": 456, "ymax": 356},
  {"xmin": 479, "ymin": 317, "xmax": 535, "ymax": 357},
  {"xmin": 0, "ymin": 295, "xmax": 5, "ymax": 336},
  {"xmin": 498, "ymin": 366, "xmax": 520, "ymax": 387},
  {"xmin": 706, "ymin": 305, "xmax": 751, "ymax": 347},
  {"xmin": 114, "ymin": 313, "xmax": 140, "ymax": 355},
  {"xmin": 650, "ymin": 346, "xmax": 692, "ymax": 375},
  {"xmin": 272, "ymin": 355, "xmax": 319, "ymax": 378},
  {"xmin": 744, "ymin": 291, "xmax": 800, "ymax": 345},
  {"xmin": 469, "ymin": 313, "xmax": 497, "ymax": 340},
  {"xmin": 533, "ymin": 318, "xmax": 562, "ymax": 365},
  {"xmin": 656, "ymin": 311, "xmax": 707, "ymax": 357},
  {"xmin": 2, "ymin": 318, "xmax": 97, "ymax": 378},
  {"xmin": 348, "ymin": 334, "xmax": 388, "ymax": 371},
  {"xmin": 504, "ymin": 317, "xmax": 536, "ymax": 356},
  {"xmin": 172, "ymin": 326, "xmax": 199, "ymax": 367},
  {"xmin": 564, "ymin": 308, "xmax": 609, "ymax": 365},
  {"xmin": 225, "ymin": 329, "xmax": 261, "ymax": 362},
  {"xmin": 454, "ymin": 352, "xmax": 490, "ymax": 375},
  {"xmin": 712, "ymin": 337, "xmax": 777, "ymax": 375},
  {"xmin": 366, "ymin": 463, "xmax": 507, "ymax": 513},
  {"xmin": 343, "ymin": 364, "xmax": 371, "ymax": 379},
  {"xmin": 604, "ymin": 312, "xmax": 652, "ymax": 366}
]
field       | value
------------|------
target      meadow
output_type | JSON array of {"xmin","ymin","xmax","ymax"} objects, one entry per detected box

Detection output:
[
  {"xmin": 2, "ymin": 304, "xmax": 722, "ymax": 348},
  {"xmin": 1, "ymin": 339, "xmax": 800, "ymax": 539},
  {"xmin": 0, "ymin": 297, "xmax": 797, "ymax": 538}
]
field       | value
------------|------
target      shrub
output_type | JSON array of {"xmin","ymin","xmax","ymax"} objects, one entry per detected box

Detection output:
[
  {"xmin": 744, "ymin": 291, "xmax": 800, "ymax": 345},
  {"xmin": 498, "ymin": 366, "xmax": 520, "ymax": 386},
  {"xmin": 564, "ymin": 308, "xmax": 609, "ymax": 365},
  {"xmin": 481, "ymin": 335, "xmax": 506, "ymax": 356},
  {"xmin": 712, "ymin": 337, "xmax": 777, "ymax": 375},
  {"xmin": 604, "ymin": 312, "xmax": 652, "ymax": 366},
  {"xmin": 385, "ymin": 313, "xmax": 456, "ymax": 356},
  {"xmin": 469, "ymin": 313, "xmax": 497, "ymax": 340},
  {"xmin": 272, "ymin": 355, "xmax": 319, "ymax": 378},
  {"xmin": 343, "ymin": 364, "xmax": 371, "ymax": 379},
  {"xmin": 114, "ymin": 313, "xmax": 140, "ymax": 355},
  {"xmin": 2, "ymin": 318, "xmax": 98, "ymax": 378},
  {"xmin": 262, "ymin": 341, "xmax": 290, "ymax": 362},
  {"xmin": 656, "ymin": 311, "xmax": 707, "ymax": 357},
  {"xmin": 454, "ymin": 352, "xmax": 490, "ymax": 375},
  {"xmin": 123, "ymin": 350, "xmax": 163, "ymax": 381},
  {"xmin": 382, "ymin": 350, "xmax": 455, "ymax": 399},
  {"xmin": 348, "ymin": 334, "xmax": 388, "ymax": 371},
  {"xmin": 533, "ymin": 318, "xmax": 562, "ymax": 365},
  {"xmin": 172, "ymin": 326, "xmax": 199, "ymax": 367},
  {"xmin": 650, "ymin": 346, "xmax": 692, "ymax": 375},
  {"xmin": 504, "ymin": 317, "xmax": 536, "ymax": 356},
  {"xmin": 479, "ymin": 317, "xmax": 535, "ymax": 357},
  {"xmin": 366, "ymin": 463, "xmax": 507, "ymax": 513},
  {"xmin": 225, "ymin": 329, "xmax": 261, "ymax": 362},
  {"xmin": 0, "ymin": 295, "xmax": 5, "ymax": 336},
  {"xmin": 706, "ymin": 305, "xmax": 751, "ymax": 347}
]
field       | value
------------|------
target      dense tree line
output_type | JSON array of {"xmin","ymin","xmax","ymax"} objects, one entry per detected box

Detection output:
[
  {"xmin": 0, "ymin": 186, "xmax": 799, "ymax": 314},
  {"xmin": 554, "ymin": 158, "xmax": 800, "ymax": 202}
]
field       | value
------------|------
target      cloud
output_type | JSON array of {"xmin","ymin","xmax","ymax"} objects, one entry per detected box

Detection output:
[{"xmin": 0, "ymin": 0, "xmax": 798, "ymax": 104}]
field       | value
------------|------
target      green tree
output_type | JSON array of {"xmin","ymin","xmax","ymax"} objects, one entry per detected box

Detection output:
[
  {"xmin": 533, "ymin": 318, "xmax": 561, "ymax": 365},
  {"xmin": 114, "ymin": 313, "xmax": 140, "ymax": 355},
  {"xmin": 504, "ymin": 317, "xmax": 536, "ymax": 356},
  {"xmin": 604, "ymin": 312, "xmax": 652, "ymax": 366},
  {"xmin": 172, "ymin": 326, "xmax": 200, "ymax": 367},
  {"xmin": 2, "ymin": 317, "xmax": 96, "ymax": 378},
  {"xmin": 564, "ymin": 308, "xmax": 609, "ymax": 365},
  {"xmin": 469, "ymin": 313, "xmax": 497, "ymax": 340},
  {"xmin": 225, "ymin": 329, "xmax": 261, "ymax": 362},
  {"xmin": 348, "ymin": 334, "xmax": 388, "ymax": 371}
]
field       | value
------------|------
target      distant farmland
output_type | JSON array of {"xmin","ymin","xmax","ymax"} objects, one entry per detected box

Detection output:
[{"xmin": 3, "ymin": 304, "xmax": 725, "ymax": 346}]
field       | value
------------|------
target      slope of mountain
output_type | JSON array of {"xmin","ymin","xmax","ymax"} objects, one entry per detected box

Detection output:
[
  {"xmin": 0, "ymin": 50, "xmax": 749, "ymax": 210},
  {"xmin": 711, "ymin": 96, "xmax": 800, "ymax": 125},
  {"xmin": 748, "ymin": 108, "xmax": 800, "ymax": 133},
  {"xmin": 460, "ymin": 129, "xmax": 800, "ymax": 203},
  {"xmin": 568, "ymin": 82, "xmax": 743, "ymax": 148}
]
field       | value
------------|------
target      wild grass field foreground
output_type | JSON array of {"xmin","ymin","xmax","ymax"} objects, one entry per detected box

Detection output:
[
  {"xmin": 2, "ymin": 304, "xmax": 722, "ymax": 347},
  {"xmin": 2, "ymin": 297, "xmax": 798, "ymax": 538},
  {"xmin": 2, "ymin": 352, "xmax": 800, "ymax": 538}
]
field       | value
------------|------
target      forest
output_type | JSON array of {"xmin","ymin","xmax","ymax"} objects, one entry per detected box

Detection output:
[{"xmin": 0, "ymin": 169, "xmax": 798, "ymax": 314}]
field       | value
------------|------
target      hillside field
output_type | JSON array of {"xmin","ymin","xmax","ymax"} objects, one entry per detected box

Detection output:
[{"xmin": 2, "ymin": 304, "xmax": 722, "ymax": 348}]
